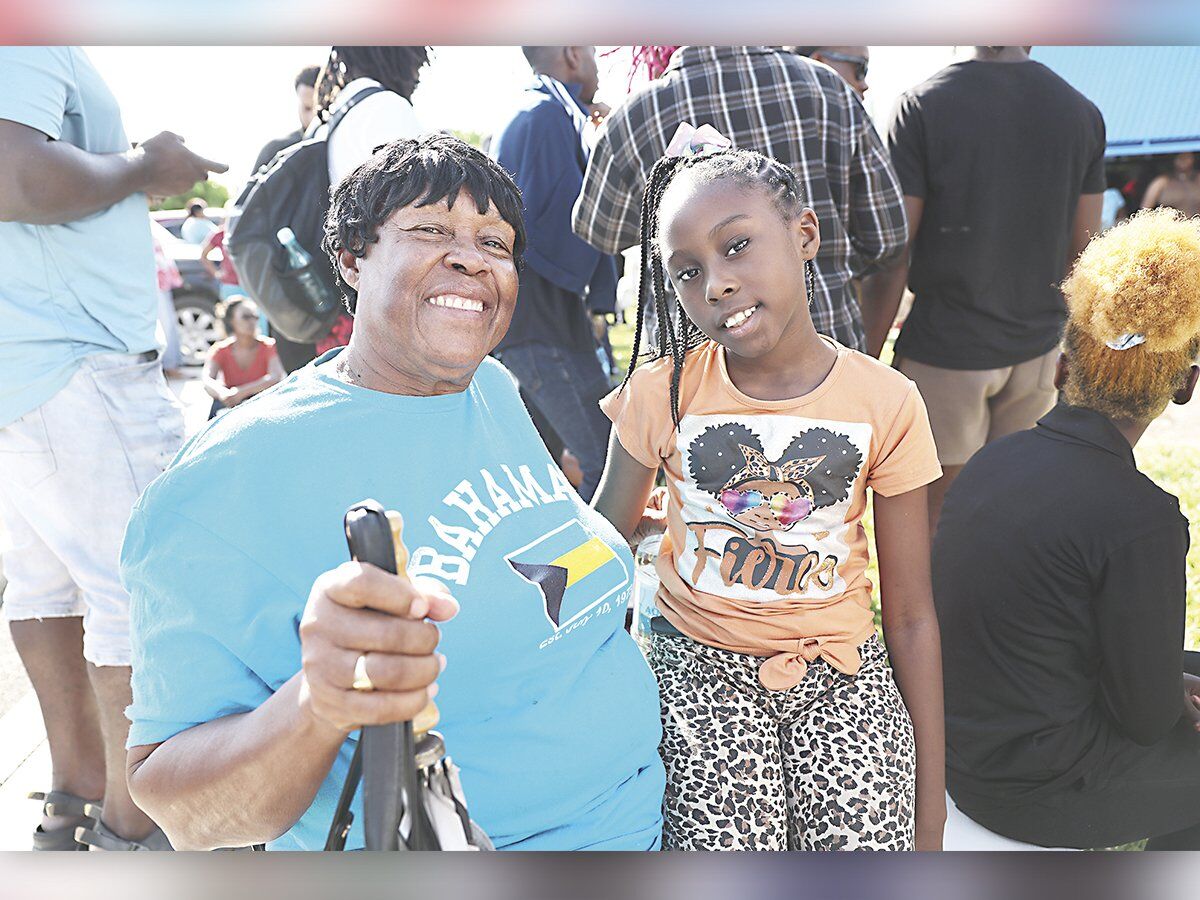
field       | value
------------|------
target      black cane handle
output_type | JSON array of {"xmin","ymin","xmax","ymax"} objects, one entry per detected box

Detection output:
[{"xmin": 343, "ymin": 500, "xmax": 440, "ymax": 851}]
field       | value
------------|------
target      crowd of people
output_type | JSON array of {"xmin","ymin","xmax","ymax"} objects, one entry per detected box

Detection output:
[{"xmin": 0, "ymin": 44, "xmax": 1197, "ymax": 853}]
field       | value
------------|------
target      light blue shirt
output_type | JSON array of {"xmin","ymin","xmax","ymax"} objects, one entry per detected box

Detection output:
[
  {"xmin": 1101, "ymin": 187, "xmax": 1124, "ymax": 230},
  {"xmin": 0, "ymin": 47, "xmax": 158, "ymax": 428},
  {"xmin": 121, "ymin": 353, "xmax": 665, "ymax": 851},
  {"xmin": 181, "ymin": 215, "xmax": 217, "ymax": 245}
]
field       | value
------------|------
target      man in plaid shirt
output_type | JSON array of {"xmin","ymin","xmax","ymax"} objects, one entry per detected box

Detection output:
[{"xmin": 572, "ymin": 45, "xmax": 907, "ymax": 351}]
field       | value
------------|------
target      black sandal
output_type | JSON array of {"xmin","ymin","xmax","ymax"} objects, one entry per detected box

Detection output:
[
  {"xmin": 74, "ymin": 804, "xmax": 173, "ymax": 851},
  {"xmin": 28, "ymin": 791, "xmax": 101, "ymax": 851}
]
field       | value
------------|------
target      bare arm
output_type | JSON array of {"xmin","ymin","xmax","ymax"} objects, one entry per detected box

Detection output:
[
  {"xmin": 1141, "ymin": 176, "xmax": 1167, "ymax": 210},
  {"xmin": 592, "ymin": 432, "xmax": 658, "ymax": 543},
  {"xmin": 1069, "ymin": 192, "xmax": 1104, "ymax": 266},
  {"xmin": 127, "ymin": 672, "xmax": 350, "ymax": 850},
  {"xmin": 0, "ymin": 122, "xmax": 226, "ymax": 225},
  {"xmin": 200, "ymin": 354, "xmax": 230, "ymax": 402},
  {"xmin": 127, "ymin": 563, "xmax": 455, "ymax": 850},
  {"xmin": 228, "ymin": 352, "xmax": 286, "ymax": 405},
  {"xmin": 200, "ymin": 234, "xmax": 222, "ymax": 280},
  {"xmin": 874, "ymin": 486, "xmax": 945, "ymax": 851},
  {"xmin": 859, "ymin": 195, "xmax": 924, "ymax": 359}
]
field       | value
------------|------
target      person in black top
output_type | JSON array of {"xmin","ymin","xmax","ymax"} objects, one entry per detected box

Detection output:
[
  {"xmin": 250, "ymin": 65, "xmax": 321, "ymax": 373},
  {"xmin": 251, "ymin": 65, "xmax": 320, "ymax": 174},
  {"xmin": 934, "ymin": 208, "xmax": 1200, "ymax": 849},
  {"xmin": 862, "ymin": 46, "xmax": 1107, "ymax": 533}
]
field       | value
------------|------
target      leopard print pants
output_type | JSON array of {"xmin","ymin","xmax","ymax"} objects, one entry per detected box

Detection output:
[{"xmin": 648, "ymin": 632, "xmax": 915, "ymax": 850}]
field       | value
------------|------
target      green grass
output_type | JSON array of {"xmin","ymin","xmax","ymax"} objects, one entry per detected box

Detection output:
[
  {"xmin": 610, "ymin": 319, "xmax": 636, "ymax": 377},
  {"xmin": 1136, "ymin": 441, "xmax": 1200, "ymax": 650},
  {"xmin": 607, "ymin": 323, "xmax": 1199, "ymax": 650}
]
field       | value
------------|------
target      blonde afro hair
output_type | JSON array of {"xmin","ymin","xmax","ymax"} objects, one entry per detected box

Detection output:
[{"xmin": 1061, "ymin": 208, "xmax": 1200, "ymax": 420}]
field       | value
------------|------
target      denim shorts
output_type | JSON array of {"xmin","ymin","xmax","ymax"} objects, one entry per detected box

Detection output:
[{"xmin": 0, "ymin": 350, "xmax": 184, "ymax": 665}]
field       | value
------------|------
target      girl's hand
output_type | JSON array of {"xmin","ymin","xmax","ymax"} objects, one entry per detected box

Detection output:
[
  {"xmin": 560, "ymin": 448, "xmax": 584, "ymax": 489},
  {"xmin": 1184, "ymin": 674, "xmax": 1200, "ymax": 732},
  {"xmin": 629, "ymin": 486, "xmax": 668, "ymax": 548},
  {"xmin": 915, "ymin": 819, "xmax": 945, "ymax": 851}
]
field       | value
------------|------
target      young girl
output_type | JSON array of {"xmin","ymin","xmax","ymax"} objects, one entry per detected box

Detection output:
[
  {"xmin": 202, "ymin": 296, "xmax": 285, "ymax": 419},
  {"xmin": 595, "ymin": 129, "xmax": 946, "ymax": 850}
]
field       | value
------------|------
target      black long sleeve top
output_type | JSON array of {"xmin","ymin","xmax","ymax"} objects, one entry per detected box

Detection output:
[{"xmin": 933, "ymin": 403, "xmax": 1190, "ymax": 812}]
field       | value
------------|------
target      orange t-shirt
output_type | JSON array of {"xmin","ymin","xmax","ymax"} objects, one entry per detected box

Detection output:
[{"xmin": 601, "ymin": 339, "xmax": 941, "ymax": 690}]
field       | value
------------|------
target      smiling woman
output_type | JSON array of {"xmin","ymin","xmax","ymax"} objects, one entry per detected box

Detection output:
[
  {"xmin": 322, "ymin": 135, "xmax": 525, "ymax": 394},
  {"xmin": 117, "ymin": 134, "xmax": 665, "ymax": 851}
]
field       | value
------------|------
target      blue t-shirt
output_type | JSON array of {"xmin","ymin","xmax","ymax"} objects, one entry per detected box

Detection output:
[
  {"xmin": 0, "ymin": 47, "xmax": 158, "ymax": 427},
  {"xmin": 120, "ymin": 352, "xmax": 664, "ymax": 851}
]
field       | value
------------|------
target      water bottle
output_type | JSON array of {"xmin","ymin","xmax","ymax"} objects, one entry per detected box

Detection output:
[
  {"xmin": 596, "ymin": 344, "xmax": 612, "ymax": 383},
  {"xmin": 632, "ymin": 533, "xmax": 664, "ymax": 657},
  {"xmin": 276, "ymin": 227, "xmax": 338, "ymax": 318}
]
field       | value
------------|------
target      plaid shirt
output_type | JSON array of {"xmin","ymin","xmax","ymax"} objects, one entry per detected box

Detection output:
[{"xmin": 573, "ymin": 46, "xmax": 907, "ymax": 350}]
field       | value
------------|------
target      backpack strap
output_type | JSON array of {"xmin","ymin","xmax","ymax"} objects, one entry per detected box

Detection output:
[{"xmin": 327, "ymin": 85, "xmax": 387, "ymax": 137}]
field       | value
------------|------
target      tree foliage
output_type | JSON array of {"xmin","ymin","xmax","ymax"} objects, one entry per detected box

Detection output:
[
  {"xmin": 151, "ymin": 179, "xmax": 230, "ymax": 212},
  {"xmin": 449, "ymin": 129, "xmax": 487, "ymax": 149}
]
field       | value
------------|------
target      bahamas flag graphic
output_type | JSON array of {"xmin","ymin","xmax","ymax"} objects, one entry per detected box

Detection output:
[{"xmin": 505, "ymin": 519, "xmax": 629, "ymax": 630}]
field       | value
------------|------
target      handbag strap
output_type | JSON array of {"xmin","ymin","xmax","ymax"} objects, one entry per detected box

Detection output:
[
  {"xmin": 339, "ymin": 501, "xmax": 439, "ymax": 851},
  {"xmin": 324, "ymin": 738, "xmax": 364, "ymax": 851}
]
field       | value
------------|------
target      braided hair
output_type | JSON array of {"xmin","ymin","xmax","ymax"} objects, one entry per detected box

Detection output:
[
  {"xmin": 314, "ymin": 46, "xmax": 431, "ymax": 120},
  {"xmin": 621, "ymin": 147, "xmax": 818, "ymax": 429}
]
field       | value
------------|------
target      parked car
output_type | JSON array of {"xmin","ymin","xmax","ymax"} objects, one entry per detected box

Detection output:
[
  {"xmin": 151, "ymin": 207, "xmax": 228, "ymax": 241},
  {"xmin": 151, "ymin": 219, "xmax": 224, "ymax": 366}
]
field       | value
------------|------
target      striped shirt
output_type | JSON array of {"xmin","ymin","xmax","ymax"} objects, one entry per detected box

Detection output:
[{"xmin": 572, "ymin": 46, "xmax": 908, "ymax": 351}]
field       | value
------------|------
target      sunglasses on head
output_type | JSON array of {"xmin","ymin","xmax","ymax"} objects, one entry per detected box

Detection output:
[
  {"xmin": 718, "ymin": 488, "xmax": 813, "ymax": 526},
  {"xmin": 820, "ymin": 51, "xmax": 868, "ymax": 81}
]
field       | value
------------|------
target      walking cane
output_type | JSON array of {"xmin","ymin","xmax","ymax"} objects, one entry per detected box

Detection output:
[{"xmin": 325, "ymin": 499, "xmax": 491, "ymax": 851}]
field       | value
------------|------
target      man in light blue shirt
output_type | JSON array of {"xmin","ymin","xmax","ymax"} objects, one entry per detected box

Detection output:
[{"xmin": 0, "ymin": 46, "xmax": 225, "ymax": 851}]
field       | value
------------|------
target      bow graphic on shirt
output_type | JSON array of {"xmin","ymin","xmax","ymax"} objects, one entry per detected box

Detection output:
[{"xmin": 731, "ymin": 445, "xmax": 826, "ymax": 493}]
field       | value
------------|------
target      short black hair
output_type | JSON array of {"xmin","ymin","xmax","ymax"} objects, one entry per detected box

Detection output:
[
  {"xmin": 521, "ymin": 46, "xmax": 559, "ymax": 72},
  {"xmin": 622, "ymin": 147, "xmax": 816, "ymax": 428},
  {"xmin": 323, "ymin": 133, "xmax": 526, "ymax": 314},
  {"xmin": 295, "ymin": 65, "xmax": 320, "ymax": 90}
]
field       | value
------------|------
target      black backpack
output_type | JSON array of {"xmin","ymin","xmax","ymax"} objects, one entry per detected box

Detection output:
[{"xmin": 228, "ymin": 86, "xmax": 383, "ymax": 342}]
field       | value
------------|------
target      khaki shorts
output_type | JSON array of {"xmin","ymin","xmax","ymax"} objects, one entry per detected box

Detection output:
[
  {"xmin": 0, "ymin": 351, "xmax": 184, "ymax": 666},
  {"xmin": 895, "ymin": 348, "xmax": 1059, "ymax": 467}
]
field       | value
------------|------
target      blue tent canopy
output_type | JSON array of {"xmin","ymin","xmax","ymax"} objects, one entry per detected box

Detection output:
[{"xmin": 1032, "ymin": 46, "xmax": 1200, "ymax": 158}]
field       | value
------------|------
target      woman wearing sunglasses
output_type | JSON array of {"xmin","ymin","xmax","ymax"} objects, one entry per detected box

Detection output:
[
  {"xmin": 790, "ymin": 46, "xmax": 869, "ymax": 97},
  {"xmin": 201, "ymin": 296, "xmax": 285, "ymax": 419}
]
